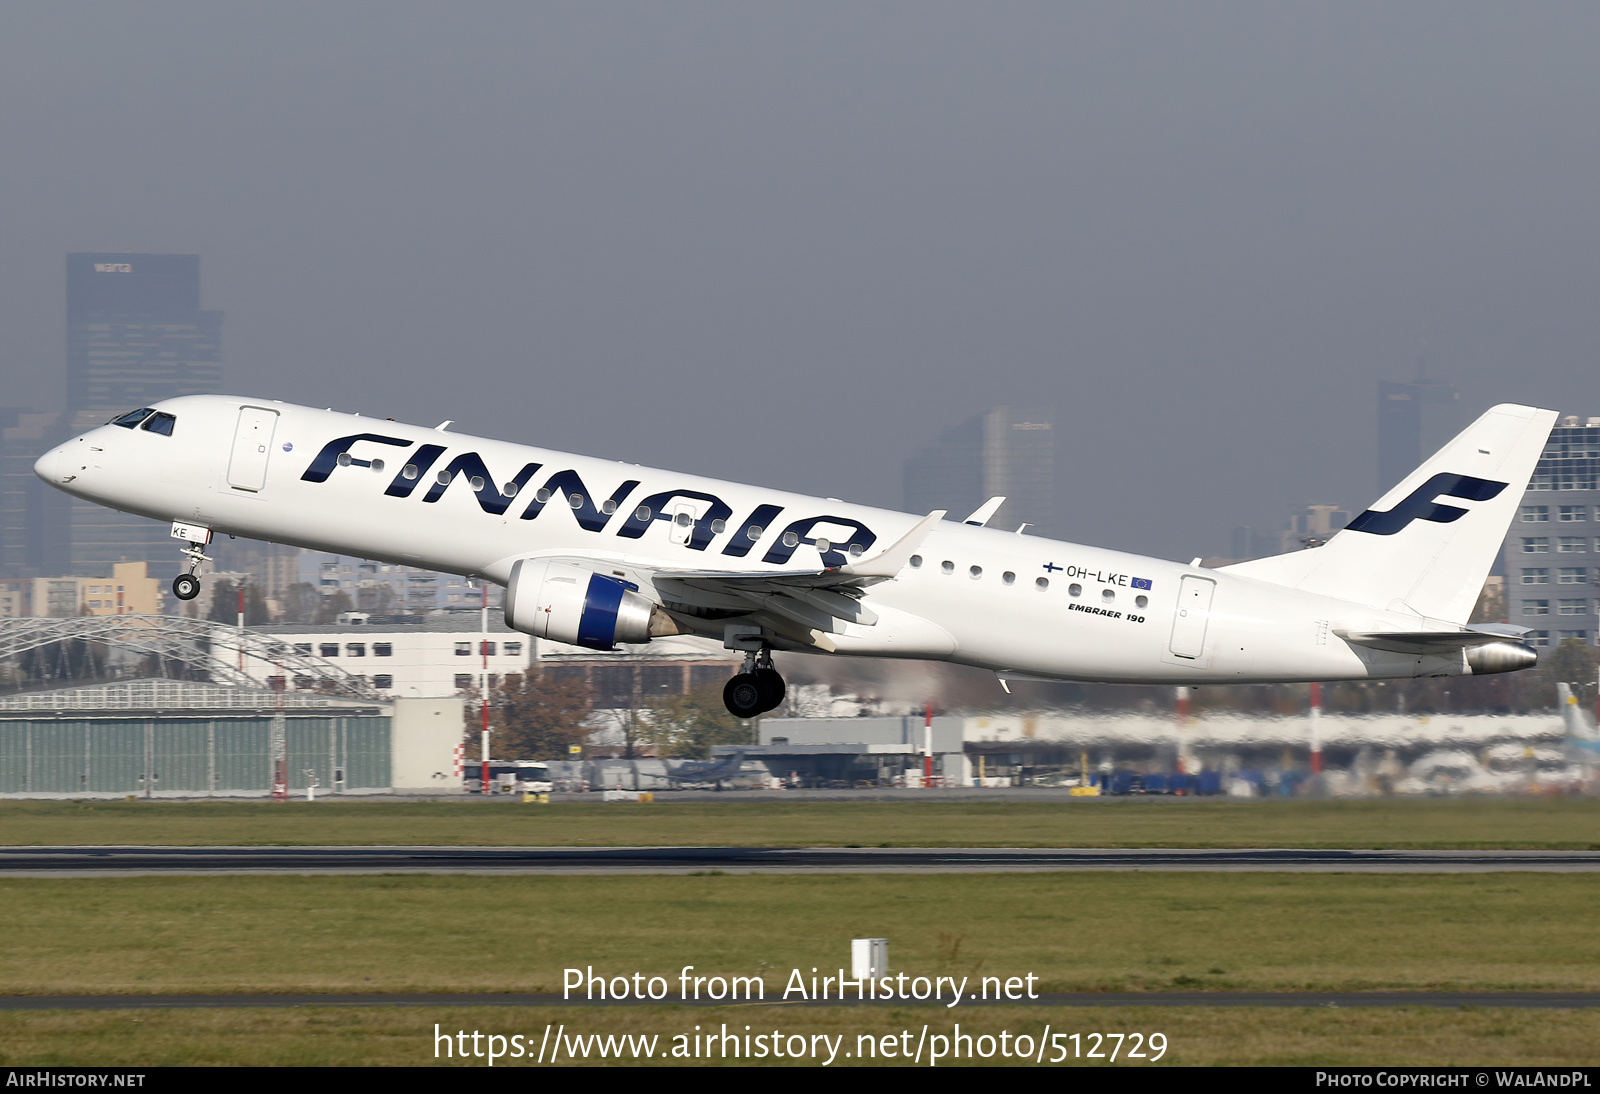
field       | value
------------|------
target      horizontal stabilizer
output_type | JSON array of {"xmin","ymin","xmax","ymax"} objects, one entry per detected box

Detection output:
[
  {"xmin": 1336, "ymin": 626, "xmax": 1538, "ymax": 674},
  {"xmin": 1336, "ymin": 629, "xmax": 1514, "ymax": 655}
]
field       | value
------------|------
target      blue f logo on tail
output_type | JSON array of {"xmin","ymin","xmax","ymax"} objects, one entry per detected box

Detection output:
[{"xmin": 1345, "ymin": 473, "xmax": 1508, "ymax": 536}]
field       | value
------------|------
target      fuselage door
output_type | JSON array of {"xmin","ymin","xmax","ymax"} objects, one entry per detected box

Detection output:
[
  {"xmin": 669, "ymin": 501, "xmax": 697, "ymax": 545},
  {"xmin": 227, "ymin": 406, "xmax": 280, "ymax": 492},
  {"xmin": 1168, "ymin": 575, "xmax": 1216, "ymax": 660}
]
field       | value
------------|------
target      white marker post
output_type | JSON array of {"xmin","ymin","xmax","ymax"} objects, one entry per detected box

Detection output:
[{"xmin": 851, "ymin": 938, "xmax": 887, "ymax": 981}]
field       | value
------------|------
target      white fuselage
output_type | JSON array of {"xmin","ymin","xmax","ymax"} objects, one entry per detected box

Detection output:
[{"xmin": 35, "ymin": 395, "xmax": 1474, "ymax": 685}]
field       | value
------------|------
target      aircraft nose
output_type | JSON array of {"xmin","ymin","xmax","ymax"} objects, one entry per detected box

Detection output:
[{"xmin": 34, "ymin": 443, "xmax": 80, "ymax": 485}]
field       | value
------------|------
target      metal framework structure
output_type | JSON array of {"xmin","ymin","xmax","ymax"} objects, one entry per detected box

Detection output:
[{"xmin": 0, "ymin": 615, "xmax": 374, "ymax": 699}]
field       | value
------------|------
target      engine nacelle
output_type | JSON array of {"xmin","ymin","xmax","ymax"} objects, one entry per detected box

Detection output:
[
  {"xmin": 1465, "ymin": 640, "xmax": 1539, "ymax": 675},
  {"xmin": 504, "ymin": 559, "xmax": 654, "ymax": 650}
]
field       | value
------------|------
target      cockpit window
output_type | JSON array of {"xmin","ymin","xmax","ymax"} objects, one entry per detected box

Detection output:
[
  {"xmin": 110, "ymin": 408, "xmax": 155, "ymax": 429},
  {"xmin": 141, "ymin": 412, "xmax": 177, "ymax": 436}
]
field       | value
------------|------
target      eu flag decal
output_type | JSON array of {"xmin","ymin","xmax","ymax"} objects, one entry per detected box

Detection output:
[{"xmin": 1131, "ymin": 577, "xmax": 1152, "ymax": 590}]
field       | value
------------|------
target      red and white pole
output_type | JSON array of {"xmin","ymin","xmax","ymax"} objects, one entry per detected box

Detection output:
[
  {"xmin": 1309, "ymin": 681, "xmax": 1323, "ymax": 775},
  {"xmin": 480, "ymin": 584, "xmax": 491, "ymax": 795}
]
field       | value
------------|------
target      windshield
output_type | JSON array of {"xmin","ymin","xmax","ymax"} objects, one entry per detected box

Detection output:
[
  {"xmin": 110, "ymin": 408, "xmax": 155, "ymax": 429},
  {"xmin": 141, "ymin": 412, "xmax": 177, "ymax": 436}
]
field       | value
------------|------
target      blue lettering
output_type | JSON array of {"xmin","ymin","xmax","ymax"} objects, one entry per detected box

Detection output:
[
  {"xmin": 762, "ymin": 515, "xmax": 877, "ymax": 568},
  {"xmin": 301, "ymin": 433, "xmax": 413, "ymax": 483},
  {"xmin": 519, "ymin": 469, "xmax": 640, "ymax": 532},
  {"xmin": 422, "ymin": 453, "xmax": 543, "ymax": 516},
  {"xmin": 616, "ymin": 490, "xmax": 734, "ymax": 551}
]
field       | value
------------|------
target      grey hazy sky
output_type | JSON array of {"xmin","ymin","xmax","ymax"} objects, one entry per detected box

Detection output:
[{"xmin": 3, "ymin": 2, "xmax": 1597, "ymax": 560}]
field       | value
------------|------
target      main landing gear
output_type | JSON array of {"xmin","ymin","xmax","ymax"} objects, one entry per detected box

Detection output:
[
  {"xmin": 723, "ymin": 648, "xmax": 786, "ymax": 719},
  {"xmin": 171, "ymin": 534, "xmax": 211, "ymax": 601}
]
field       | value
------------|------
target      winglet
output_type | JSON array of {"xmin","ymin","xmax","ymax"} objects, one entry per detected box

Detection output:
[
  {"xmin": 963, "ymin": 497, "xmax": 1006, "ymax": 526},
  {"xmin": 841, "ymin": 510, "xmax": 946, "ymax": 579}
]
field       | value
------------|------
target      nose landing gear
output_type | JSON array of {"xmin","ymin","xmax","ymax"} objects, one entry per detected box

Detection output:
[
  {"xmin": 723, "ymin": 648, "xmax": 786, "ymax": 719},
  {"xmin": 170, "ymin": 523, "xmax": 212, "ymax": 601}
]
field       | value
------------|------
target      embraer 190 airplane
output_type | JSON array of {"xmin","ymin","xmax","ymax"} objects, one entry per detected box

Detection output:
[{"xmin": 34, "ymin": 397, "xmax": 1553, "ymax": 717}]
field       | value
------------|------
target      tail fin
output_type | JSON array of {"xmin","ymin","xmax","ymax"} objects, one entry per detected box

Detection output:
[
  {"xmin": 1222, "ymin": 403, "xmax": 1558, "ymax": 623},
  {"xmin": 1558, "ymin": 682, "xmax": 1598, "ymax": 742}
]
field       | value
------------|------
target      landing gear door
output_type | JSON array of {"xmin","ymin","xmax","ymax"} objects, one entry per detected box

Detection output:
[
  {"xmin": 227, "ymin": 406, "xmax": 279, "ymax": 492},
  {"xmin": 1167, "ymin": 575, "xmax": 1216, "ymax": 664}
]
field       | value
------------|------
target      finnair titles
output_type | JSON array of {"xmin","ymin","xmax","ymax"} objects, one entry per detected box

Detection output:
[{"xmin": 35, "ymin": 397, "xmax": 1554, "ymax": 716}]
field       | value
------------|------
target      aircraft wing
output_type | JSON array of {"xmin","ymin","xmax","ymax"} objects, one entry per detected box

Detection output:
[{"xmin": 648, "ymin": 510, "xmax": 945, "ymax": 640}]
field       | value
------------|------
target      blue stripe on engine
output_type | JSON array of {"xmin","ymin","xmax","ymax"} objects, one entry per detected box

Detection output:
[{"xmin": 576, "ymin": 574, "xmax": 626, "ymax": 650}]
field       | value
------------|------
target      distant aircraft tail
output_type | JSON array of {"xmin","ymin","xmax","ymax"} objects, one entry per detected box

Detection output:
[
  {"xmin": 1558, "ymin": 683, "xmax": 1598, "ymax": 742},
  {"xmin": 1222, "ymin": 404, "xmax": 1558, "ymax": 624}
]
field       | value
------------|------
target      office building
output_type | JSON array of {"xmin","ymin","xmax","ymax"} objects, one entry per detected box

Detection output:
[
  {"xmin": 62, "ymin": 254, "xmax": 223, "ymax": 579},
  {"xmin": 0, "ymin": 562, "xmax": 163, "ymax": 618},
  {"xmin": 903, "ymin": 407, "xmax": 1055, "ymax": 536},
  {"xmin": 1503, "ymin": 415, "xmax": 1600, "ymax": 648},
  {"xmin": 0, "ymin": 409, "xmax": 69, "ymax": 578},
  {"xmin": 1378, "ymin": 378, "xmax": 1460, "ymax": 493}
]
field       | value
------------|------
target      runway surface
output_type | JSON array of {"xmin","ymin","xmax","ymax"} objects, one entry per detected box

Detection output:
[
  {"xmin": 2, "ymin": 991, "xmax": 1597, "ymax": 1010},
  {"xmin": 5, "ymin": 845, "xmax": 1600, "ymax": 875}
]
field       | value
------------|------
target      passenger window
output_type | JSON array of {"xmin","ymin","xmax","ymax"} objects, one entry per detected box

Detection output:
[
  {"xmin": 111, "ymin": 408, "xmax": 155, "ymax": 429},
  {"xmin": 1135, "ymin": 595, "xmax": 1149, "ymax": 609},
  {"xmin": 141, "ymin": 412, "xmax": 176, "ymax": 436},
  {"xmin": 909, "ymin": 555, "xmax": 922, "ymax": 568},
  {"xmin": 1068, "ymin": 583, "xmax": 1082, "ymax": 597},
  {"xmin": 1102, "ymin": 589, "xmax": 1115, "ymax": 602},
  {"xmin": 941, "ymin": 561, "xmax": 955, "ymax": 574},
  {"xmin": 1036, "ymin": 577, "xmax": 1050, "ymax": 590},
  {"xmin": 969, "ymin": 566, "xmax": 982, "ymax": 579},
  {"xmin": 1002, "ymin": 571, "xmax": 1015, "ymax": 585}
]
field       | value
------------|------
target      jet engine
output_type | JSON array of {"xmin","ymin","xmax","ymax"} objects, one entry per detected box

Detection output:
[
  {"xmin": 504, "ymin": 559, "xmax": 655, "ymax": 650},
  {"xmin": 1464, "ymin": 640, "xmax": 1539, "ymax": 675}
]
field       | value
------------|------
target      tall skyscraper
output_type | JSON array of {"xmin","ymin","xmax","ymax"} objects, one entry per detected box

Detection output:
[
  {"xmin": 903, "ymin": 406, "xmax": 1055, "ymax": 536},
  {"xmin": 1377, "ymin": 377, "xmax": 1460, "ymax": 493},
  {"xmin": 1503, "ymin": 415, "xmax": 1600, "ymax": 650},
  {"xmin": 61, "ymin": 254, "xmax": 223, "ymax": 579},
  {"xmin": 0, "ymin": 409, "xmax": 70, "ymax": 577}
]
